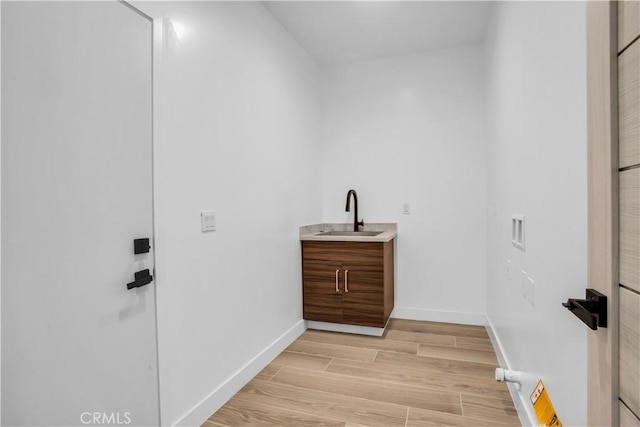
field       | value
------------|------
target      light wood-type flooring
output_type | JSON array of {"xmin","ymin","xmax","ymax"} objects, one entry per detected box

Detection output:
[{"xmin": 204, "ymin": 319, "xmax": 520, "ymax": 426}]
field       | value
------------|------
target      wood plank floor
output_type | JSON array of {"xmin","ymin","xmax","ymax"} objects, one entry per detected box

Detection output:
[{"xmin": 204, "ymin": 319, "xmax": 520, "ymax": 426}]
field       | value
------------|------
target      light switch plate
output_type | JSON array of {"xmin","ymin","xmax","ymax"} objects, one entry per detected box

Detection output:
[
  {"xmin": 402, "ymin": 203, "xmax": 411, "ymax": 215},
  {"xmin": 201, "ymin": 210, "xmax": 216, "ymax": 232},
  {"xmin": 526, "ymin": 277, "xmax": 535, "ymax": 306}
]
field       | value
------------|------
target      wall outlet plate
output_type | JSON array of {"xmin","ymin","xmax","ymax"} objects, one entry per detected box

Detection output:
[
  {"xmin": 201, "ymin": 210, "xmax": 216, "ymax": 232},
  {"xmin": 402, "ymin": 203, "xmax": 411, "ymax": 215}
]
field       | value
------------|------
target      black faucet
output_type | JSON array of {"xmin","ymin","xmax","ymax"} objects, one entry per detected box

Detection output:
[{"xmin": 345, "ymin": 189, "xmax": 365, "ymax": 232}]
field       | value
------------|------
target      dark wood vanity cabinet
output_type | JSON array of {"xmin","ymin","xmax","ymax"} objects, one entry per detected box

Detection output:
[{"xmin": 302, "ymin": 240, "xmax": 394, "ymax": 328}]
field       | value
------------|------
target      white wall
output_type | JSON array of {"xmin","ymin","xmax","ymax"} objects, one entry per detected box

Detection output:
[
  {"xmin": 321, "ymin": 46, "xmax": 487, "ymax": 324},
  {"xmin": 484, "ymin": 2, "xmax": 587, "ymax": 425},
  {"xmin": 135, "ymin": 2, "xmax": 322, "ymax": 425}
]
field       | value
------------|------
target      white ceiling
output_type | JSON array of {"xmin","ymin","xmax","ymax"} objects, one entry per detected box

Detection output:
[{"xmin": 264, "ymin": 1, "xmax": 493, "ymax": 67}]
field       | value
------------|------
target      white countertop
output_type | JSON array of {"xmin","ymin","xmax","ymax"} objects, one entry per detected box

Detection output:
[{"xmin": 299, "ymin": 223, "xmax": 397, "ymax": 242}]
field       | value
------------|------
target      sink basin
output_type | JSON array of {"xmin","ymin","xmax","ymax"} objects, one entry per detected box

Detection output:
[{"xmin": 315, "ymin": 231, "xmax": 383, "ymax": 237}]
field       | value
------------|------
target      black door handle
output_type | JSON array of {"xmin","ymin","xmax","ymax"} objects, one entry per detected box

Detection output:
[
  {"xmin": 562, "ymin": 288, "xmax": 607, "ymax": 330},
  {"xmin": 127, "ymin": 269, "xmax": 153, "ymax": 290}
]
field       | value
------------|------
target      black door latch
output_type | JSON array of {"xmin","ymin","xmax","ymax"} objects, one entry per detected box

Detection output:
[
  {"xmin": 562, "ymin": 288, "xmax": 607, "ymax": 330},
  {"xmin": 134, "ymin": 238, "xmax": 151, "ymax": 254},
  {"xmin": 127, "ymin": 269, "xmax": 153, "ymax": 290}
]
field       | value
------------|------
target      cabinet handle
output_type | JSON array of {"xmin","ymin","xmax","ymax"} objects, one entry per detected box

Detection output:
[
  {"xmin": 335, "ymin": 269, "xmax": 340, "ymax": 292},
  {"xmin": 344, "ymin": 270, "xmax": 349, "ymax": 293}
]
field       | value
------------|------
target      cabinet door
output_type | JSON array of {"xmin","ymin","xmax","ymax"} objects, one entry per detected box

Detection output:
[
  {"xmin": 342, "ymin": 266, "xmax": 385, "ymax": 327},
  {"xmin": 342, "ymin": 243, "xmax": 386, "ymax": 327},
  {"xmin": 302, "ymin": 257, "xmax": 343, "ymax": 323}
]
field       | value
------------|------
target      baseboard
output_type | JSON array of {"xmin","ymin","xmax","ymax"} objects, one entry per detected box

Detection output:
[
  {"xmin": 306, "ymin": 318, "xmax": 389, "ymax": 336},
  {"xmin": 174, "ymin": 319, "xmax": 306, "ymax": 427},
  {"xmin": 392, "ymin": 306, "xmax": 486, "ymax": 326},
  {"xmin": 485, "ymin": 315, "xmax": 537, "ymax": 427}
]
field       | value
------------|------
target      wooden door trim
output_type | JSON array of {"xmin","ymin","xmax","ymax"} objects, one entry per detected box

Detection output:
[{"xmin": 587, "ymin": 1, "xmax": 619, "ymax": 425}]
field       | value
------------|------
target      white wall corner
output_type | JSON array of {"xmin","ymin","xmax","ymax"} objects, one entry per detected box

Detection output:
[
  {"xmin": 392, "ymin": 307, "xmax": 486, "ymax": 326},
  {"xmin": 173, "ymin": 320, "xmax": 306, "ymax": 427},
  {"xmin": 485, "ymin": 315, "xmax": 537, "ymax": 427}
]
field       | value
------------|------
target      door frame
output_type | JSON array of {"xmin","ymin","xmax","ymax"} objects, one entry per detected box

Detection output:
[{"xmin": 586, "ymin": 1, "xmax": 619, "ymax": 425}]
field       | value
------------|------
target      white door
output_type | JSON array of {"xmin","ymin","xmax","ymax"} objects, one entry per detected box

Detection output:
[{"xmin": 2, "ymin": 2, "xmax": 158, "ymax": 425}]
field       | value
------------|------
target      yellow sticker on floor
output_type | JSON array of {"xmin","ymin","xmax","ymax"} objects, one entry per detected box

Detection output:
[{"xmin": 531, "ymin": 380, "xmax": 562, "ymax": 427}]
